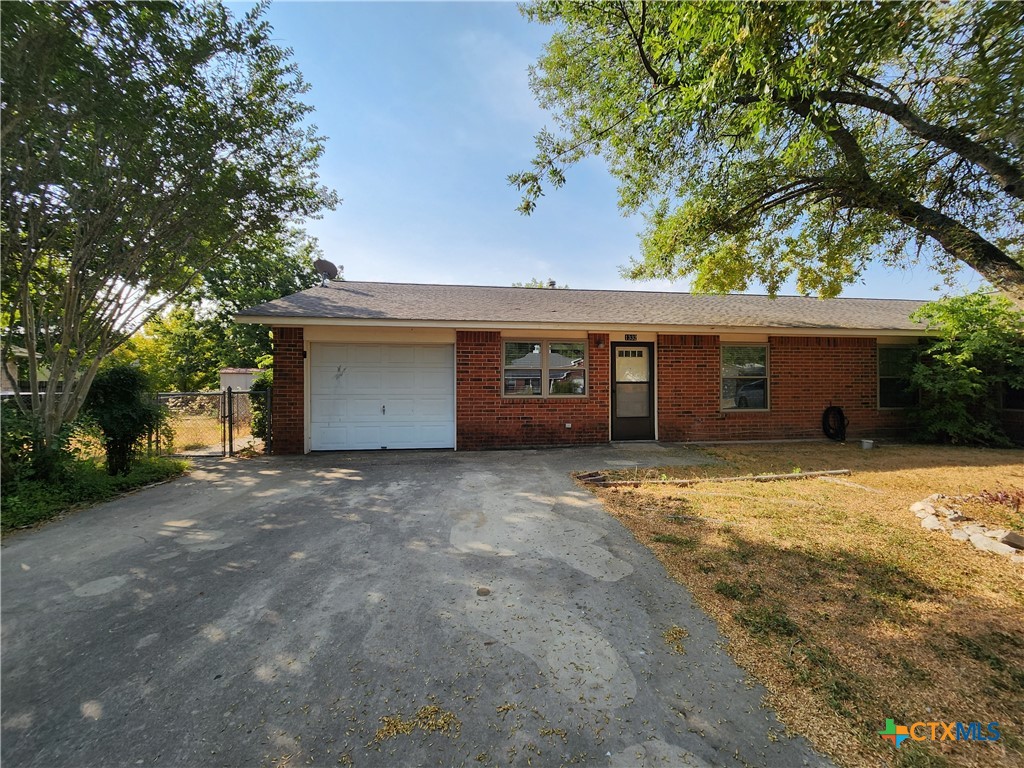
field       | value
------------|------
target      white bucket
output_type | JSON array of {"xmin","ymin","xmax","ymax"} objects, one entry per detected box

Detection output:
[{"xmin": 861, "ymin": 439, "xmax": 875, "ymax": 450}]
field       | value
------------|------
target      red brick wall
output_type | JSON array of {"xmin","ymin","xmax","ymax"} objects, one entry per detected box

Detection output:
[
  {"xmin": 271, "ymin": 326, "xmax": 305, "ymax": 454},
  {"xmin": 456, "ymin": 331, "xmax": 610, "ymax": 449},
  {"xmin": 657, "ymin": 335, "xmax": 910, "ymax": 441}
]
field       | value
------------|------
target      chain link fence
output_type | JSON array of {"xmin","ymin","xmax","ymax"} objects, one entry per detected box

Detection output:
[{"xmin": 151, "ymin": 388, "xmax": 270, "ymax": 457}]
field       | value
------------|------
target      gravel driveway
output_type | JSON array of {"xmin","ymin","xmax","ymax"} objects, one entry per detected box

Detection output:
[{"xmin": 1, "ymin": 446, "xmax": 833, "ymax": 767}]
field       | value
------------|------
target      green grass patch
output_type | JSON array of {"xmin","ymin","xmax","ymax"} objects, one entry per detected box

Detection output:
[
  {"xmin": 734, "ymin": 603, "xmax": 799, "ymax": 637},
  {"xmin": 2, "ymin": 457, "xmax": 188, "ymax": 531},
  {"xmin": 651, "ymin": 533, "xmax": 698, "ymax": 548},
  {"xmin": 714, "ymin": 579, "xmax": 763, "ymax": 602}
]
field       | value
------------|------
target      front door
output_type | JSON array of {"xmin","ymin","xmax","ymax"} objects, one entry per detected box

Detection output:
[{"xmin": 611, "ymin": 343, "xmax": 655, "ymax": 440}]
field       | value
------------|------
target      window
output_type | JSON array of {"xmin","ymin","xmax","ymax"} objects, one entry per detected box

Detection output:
[
  {"xmin": 721, "ymin": 346, "xmax": 767, "ymax": 410},
  {"xmin": 878, "ymin": 347, "xmax": 918, "ymax": 408},
  {"xmin": 503, "ymin": 340, "xmax": 586, "ymax": 397}
]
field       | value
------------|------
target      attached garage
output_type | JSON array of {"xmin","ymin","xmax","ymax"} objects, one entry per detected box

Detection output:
[{"xmin": 309, "ymin": 343, "xmax": 455, "ymax": 450}]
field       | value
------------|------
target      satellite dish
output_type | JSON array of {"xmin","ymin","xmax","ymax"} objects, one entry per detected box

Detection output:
[{"xmin": 314, "ymin": 259, "xmax": 338, "ymax": 284}]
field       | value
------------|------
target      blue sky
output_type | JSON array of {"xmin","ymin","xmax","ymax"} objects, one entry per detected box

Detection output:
[{"xmin": 254, "ymin": 0, "xmax": 981, "ymax": 300}]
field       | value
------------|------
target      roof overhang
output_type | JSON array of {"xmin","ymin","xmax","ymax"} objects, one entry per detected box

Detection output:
[{"xmin": 234, "ymin": 314, "xmax": 932, "ymax": 338}]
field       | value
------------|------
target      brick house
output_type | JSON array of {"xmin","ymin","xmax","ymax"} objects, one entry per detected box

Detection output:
[{"xmin": 232, "ymin": 280, "xmax": 1013, "ymax": 453}]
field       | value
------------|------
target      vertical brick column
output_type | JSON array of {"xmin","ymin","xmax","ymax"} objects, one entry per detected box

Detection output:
[
  {"xmin": 272, "ymin": 326, "xmax": 305, "ymax": 454},
  {"xmin": 656, "ymin": 334, "xmax": 721, "ymax": 441}
]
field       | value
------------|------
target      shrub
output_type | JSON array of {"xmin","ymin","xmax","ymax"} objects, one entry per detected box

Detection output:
[
  {"xmin": 1, "ymin": 456, "xmax": 187, "ymax": 531},
  {"xmin": 84, "ymin": 364, "xmax": 165, "ymax": 475},
  {"xmin": 1, "ymin": 398, "xmax": 77, "ymax": 483},
  {"xmin": 250, "ymin": 369, "xmax": 272, "ymax": 441},
  {"xmin": 909, "ymin": 292, "xmax": 1024, "ymax": 446}
]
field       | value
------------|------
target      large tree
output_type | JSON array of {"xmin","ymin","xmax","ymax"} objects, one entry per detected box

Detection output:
[
  {"xmin": 511, "ymin": 1, "xmax": 1024, "ymax": 305},
  {"xmin": 1, "ymin": 1, "xmax": 337, "ymax": 448},
  {"xmin": 113, "ymin": 226, "xmax": 323, "ymax": 392}
]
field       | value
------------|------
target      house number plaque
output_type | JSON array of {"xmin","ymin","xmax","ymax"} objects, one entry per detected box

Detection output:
[{"xmin": 624, "ymin": 334, "xmax": 638, "ymax": 341}]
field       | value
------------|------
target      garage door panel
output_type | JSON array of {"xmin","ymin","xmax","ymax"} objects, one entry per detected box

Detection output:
[
  {"xmin": 311, "ymin": 369, "xmax": 347, "ymax": 394},
  {"xmin": 310, "ymin": 343, "xmax": 454, "ymax": 451},
  {"xmin": 380, "ymin": 423, "xmax": 453, "ymax": 449},
  {"xmin": 381, "ymin": 346, "xmax": 420, "ymax": 365},
  {"xmin": 310, "ymin": 397, "xmax": 348, "ymax": 424},
  {"xmin": 382, "ymin": 370, "xmax": 417, "ymax": 391},
  {"xmin": 312, "ymin": 425, "xmax": 349, "ymax": 447},
  {"xmin": 349, "ymin": 346, "xmax": 383, "ymax": 364},
  {"xmin": 347, "ymin": 370, "xmax": 382, "ymax": 392},
  {"xmin": 314, "ymin": 346, "xmax": 350, "ymax": 366},
  {"xmin": 414, "ymin": 397, "xmax": 452, "ymax": 418},
  {"xmin": 416, "ymin": 369, "xmax": 452, "ymax": 392},
  {"xmin": 417, "ymin": 346, "xmax": 453, "ymax": 365},
  {"xmin": 383, "ymin": 398, "xmax": 415, "ymax": 418}
]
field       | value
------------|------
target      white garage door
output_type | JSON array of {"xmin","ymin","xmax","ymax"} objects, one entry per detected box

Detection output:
[{"xmin": 310, "ymin": 343, "xmax": 455, "ymax": 451}]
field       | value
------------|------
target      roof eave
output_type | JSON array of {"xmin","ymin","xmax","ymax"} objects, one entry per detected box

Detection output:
[{"xmin": 234, "ymin": 313, "xmax": 930, "ymax": 337}]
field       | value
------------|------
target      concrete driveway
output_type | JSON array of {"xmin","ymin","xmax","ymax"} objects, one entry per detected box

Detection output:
[{"xmin": 2, "ymin": 446, "xmax": 833, "ymax": 767}]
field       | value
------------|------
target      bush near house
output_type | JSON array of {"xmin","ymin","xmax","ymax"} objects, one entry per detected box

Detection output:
[
  {"xmin": 909, "ymin": 293, "xmax": 1024, "ymax": 447},
  {"xmin": 83, "ymin": 364, "xmax": 166, "ymax": 475},
  {"xmin": 249, "ymin": 369, "xmax": 272, "ymax": 441}
]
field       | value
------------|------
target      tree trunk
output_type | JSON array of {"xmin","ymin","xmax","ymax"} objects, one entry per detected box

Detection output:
[{"xmin": 873, "ymin": 189, "xmax": 1024, "ymax": 309}]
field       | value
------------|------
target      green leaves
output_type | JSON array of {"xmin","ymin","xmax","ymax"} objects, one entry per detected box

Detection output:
[
  {"xmin": 908, "ymin": 292, "xmax": 1024, "ymax": 445},
  {"xmin": 84, "ymin": 364, "xmax": 165, "ymax": 475},
  {"xmin": 1, "ymin": 1, "xmax": 336, "ymax": 445},
  {"xmin": 515, "ymin": 1, "xmax": 1024, "ymax": 302}
]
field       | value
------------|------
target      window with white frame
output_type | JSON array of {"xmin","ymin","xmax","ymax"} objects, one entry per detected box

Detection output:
[
  {"xmin": 503, "ymin": 340, "xmax": 587, "ymax": 397},
  {"xmin": 721, "ymin": 345, "xmax": 768, "ymax": 410}
]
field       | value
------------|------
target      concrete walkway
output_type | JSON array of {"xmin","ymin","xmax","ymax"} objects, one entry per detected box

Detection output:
[{"xmin": 1, "ymin": 446, "xmax": 833, "ymax": 767}]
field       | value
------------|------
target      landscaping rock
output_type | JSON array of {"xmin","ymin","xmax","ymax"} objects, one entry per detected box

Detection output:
[
  {"xmin": 1012, "ymin": 555, "xmax": 1024, "ymax": 564},
  {"xmin": 945, "ymin": 513, "xmax": 967, "ymax": 522},
  {"xmin": 915, "ymin": 510, "xmax": 931, "ymax": 519},
  {"xmin": 964, "ymin": 525, "xmax": 987, "ymax": 535},
  {"xmin": 909, "ymin": 501, "xmax": 934, "ymax": 514},
  {"xmin": 921, "ymin": 515, "xmax": 945, "ymax": 531},
  {"xmin": 999, "ymin": 531, "xmax": 1024, "ymax": 550},
  {"xmin": 984, "ymin": 529, "xmax": 1008, "ymax": 539},
  {"xmin": 925, "ymin": 493, "xmax": 944, "ymax": 503},
  {"xmin": 970, "ymin": 534, "xmax": 1016, "ymax": 557},
  {"xmin": 950, "ymin": 529, "xmax": 970, "ymax": 542}
]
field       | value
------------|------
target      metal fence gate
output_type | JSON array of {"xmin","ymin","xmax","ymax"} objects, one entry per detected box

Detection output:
[{"xmin": 152, "ymin": 388, "xmax": 271, "ymax": 457}]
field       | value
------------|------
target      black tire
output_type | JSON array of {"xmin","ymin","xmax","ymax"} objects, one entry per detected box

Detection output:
[{"xmin": 822, "ymin": 406, "xmax": 848, "ymax": 441}]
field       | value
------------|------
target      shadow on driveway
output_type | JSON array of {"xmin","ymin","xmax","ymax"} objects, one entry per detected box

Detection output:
[{"xmin": 1, "ymin": 446, "xmax": 833, "ymax": 767}]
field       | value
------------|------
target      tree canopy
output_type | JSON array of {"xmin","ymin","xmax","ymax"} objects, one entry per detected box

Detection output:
[
  {"xmin": 1, "ymin": 1, "xmax": 337, "ymax": 445},
  {"xmin": 511, "ymin": 1, "xmax": 1024, "ymax": 305},
  {"xmin": 512, "ymin": 277, "xmax": 569, "ymax": 288}
]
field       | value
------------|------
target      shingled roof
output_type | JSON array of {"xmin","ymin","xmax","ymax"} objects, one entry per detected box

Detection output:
[{"xmin": 236, "ymin": 281, "xmax": 929, "ymax": 333}]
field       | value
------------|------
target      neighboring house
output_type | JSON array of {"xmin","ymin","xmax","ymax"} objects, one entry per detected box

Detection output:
[
  {"xmin": 2, "ymin": 345, "xmax": 50, "ymax": 395},
  {"xmin": 218, "ymin": 367, "xmax": 262, "ymax": 392},
  {"xmin": 235, "ymin": 281, "xmax": 1020, "ymax": 453}
]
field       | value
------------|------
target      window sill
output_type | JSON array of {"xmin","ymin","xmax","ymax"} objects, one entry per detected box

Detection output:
[
  {"xmin": 721, "ymin": 408, "xmax": 770, "ymax": 414},
  {"xmin": 501, "ymin": 394, "xmax": 589, "ymax": 400}
]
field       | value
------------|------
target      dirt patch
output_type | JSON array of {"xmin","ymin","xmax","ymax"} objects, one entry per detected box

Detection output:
[{"xmin": 590, "ymin": 442, "xmax": 1024, "ymax": 768}]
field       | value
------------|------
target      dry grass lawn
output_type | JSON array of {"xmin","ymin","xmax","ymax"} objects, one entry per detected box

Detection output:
[{"xmin": 591, "ymin": 442, "xmax": 1023, "ymax": 768}]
